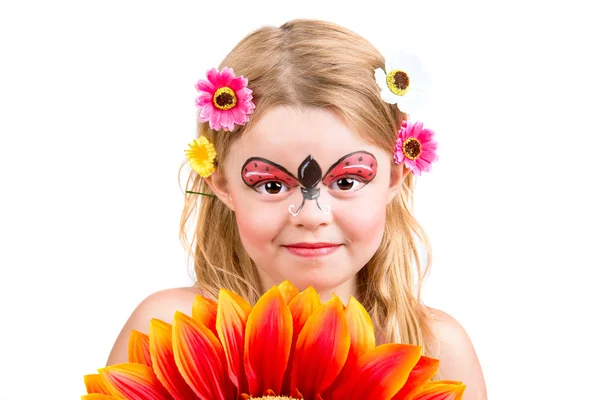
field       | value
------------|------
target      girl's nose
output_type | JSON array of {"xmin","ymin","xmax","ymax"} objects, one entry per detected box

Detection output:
[{"xmin": 288, "ymin": 190, "xmax": 333, "ymax": 229}]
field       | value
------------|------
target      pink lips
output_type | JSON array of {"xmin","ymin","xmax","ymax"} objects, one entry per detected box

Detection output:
[{"xmin": 284, "ymin": 242, "xmax": 341, "ymax": 257}]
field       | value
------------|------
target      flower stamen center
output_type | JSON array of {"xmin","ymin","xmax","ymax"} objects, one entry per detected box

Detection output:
[
  {"xmin": 386, "ymin": 69, "xmax": 410, "ymax": 96},
  {"xmin": 213, "ymin": 87, "xmax": 237, "ymax": 110},
  {"xmin": 402, "ymin": 138, "xmax": 422, "ymax": 160}
]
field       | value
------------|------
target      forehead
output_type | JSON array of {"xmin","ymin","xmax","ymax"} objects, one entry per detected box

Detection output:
[{"xmin": 227, "ymin": 106, "xmax": 384, "ymax": 170}]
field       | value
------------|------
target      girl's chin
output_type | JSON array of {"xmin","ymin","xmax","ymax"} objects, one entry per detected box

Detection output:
[{"xmin": 285, "ymin": 273, "xmax": 356, "ymax": 298}]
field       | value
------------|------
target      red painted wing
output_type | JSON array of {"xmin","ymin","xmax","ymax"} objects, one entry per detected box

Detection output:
[
  {"xmin": 322, "ymin": 151, "xmax": 378, "ymax": 186},
  {"xmin": 241, "ymin": 158, "xmax": 300, "ymax": 188}
]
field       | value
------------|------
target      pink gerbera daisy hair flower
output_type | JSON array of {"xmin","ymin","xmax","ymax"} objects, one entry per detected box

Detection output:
[
  {"xmin": 394, "ymin": 120, "xmax": 439, "ymax": 176},
  {"xmin": 194, "ymin": 67, "xmax": 256, "ymax": 131}
]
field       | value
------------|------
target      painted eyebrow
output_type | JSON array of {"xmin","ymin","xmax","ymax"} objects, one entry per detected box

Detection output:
[
  {"xmin": 240, "ymin": 157, "xmax": 300, "ymax": 188},
  {"xmin": 322, "ymin": 151, "xmax": 378, "ymax": 186}
]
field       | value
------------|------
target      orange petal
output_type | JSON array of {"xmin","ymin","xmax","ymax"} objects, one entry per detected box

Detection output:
[
  {"xmin": 290, "ymin": 296, "xmax": 350, "ymax": 400},
  {"xmin": 335, "ymin": 343, "xmax": 422, "ymax": 400},
  {"xmin": 172, "ymin": 311, "xmax": 233, "ymax": 400},
  {"xmin": 393, "ymin": 356, "xmax": 439, "ymax": 399},
  {"xmin": 128, "ymin": 330, "xmax": 152, "ymax": 366},
  {"xmin": 344, "ymin": 296, "xmax": 376, "ymax": 364},
  {"xmin": 216, "ymin": 288, "xmax": 252, "ymax": 394},
  {"xmin": 99, "ymin": 363, "xmax": 171, "ymax": 399},
  {"xmin": 84, "ymin": 374, "xmax": 111, "ymax": 395},
  {"xmin": 411, "ymin": 380, "xmax": 466, "ymax": 400},
  {"xmin": 192, "ymin": 294, "xmax": 218, "ymax": 337},
  {"xmin": 321, "ymin": 296, "xmax": 376, "ymax": 398},
  {"xmin": 288, "ymin": 286, "xmax": 321, "ymax": 338},
  {"xmin": 149, "ymin": 318, "xmax": 200, "ymax": 399},
  {"xmin": 244, "ymin": 286, "xmax": 293, "ymax": 396},
  {"xmin": 81, "ymin": 395, "xmax": 119, "ymax": 399},
  {"xmin": 281, "ymin": 285, "xmax": 322, "ymax": 394},
  {"xmin": 277, "ymin": 280, "xmax": 299, "ymax": 304}
]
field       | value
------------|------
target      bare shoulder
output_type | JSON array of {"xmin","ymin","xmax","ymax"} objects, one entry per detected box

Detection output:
[
  {"xmin": 427, "ymin": 307, "xmax": 488, "ymax": 400},
  {"xmin": 105, "ymin": 286, "xmax": 203, "ymax": 366}
]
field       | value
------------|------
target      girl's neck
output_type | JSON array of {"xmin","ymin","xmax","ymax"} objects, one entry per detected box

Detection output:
[{"xmin": 314, "ymin": 276, "xmax": 358, "ymax": 306}]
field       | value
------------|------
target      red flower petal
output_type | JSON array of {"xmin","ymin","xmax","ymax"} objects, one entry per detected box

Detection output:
[
  {"xmin": 290, "ymin": 297, "xmax": 350, "ymax": 400},
  {"xmin": 277, "ymin": 280, "xmax": 300, "ymax": 304},
  {"xmin": 99, "ymin": 363, "xmax": 172, "ymax": 400},
  {"xmin": 149, "ymin": 318, "xmax": 200, "ymax": 399},
  {"xmin": 172, "ymin": 311, "xmax": 233, "ymax": 400},
  {"xmin": 322, "ymin": 296, "xmax": 376, "ymax": 398},
  {"xmin": 216, "ymin": 289, "xmax": 252, "ymax": 394},
  {"xmin": 393, "ymin": 356, "xmax": 439, "ymax": 399},
  {"xmin": 288, "ymin": 286, "xmax": 321, "ymax": 333},
  {"xmin": 334, "ymin": 344, "xmax": 422, "ymax": 400},
  {"xmin": 281, "ymin": 285, "xmax": 322, "ymax": 395},
  {"xmin": 84, "ymin": 374, "xmax": 112, "ymax": 395},
  {"xmin": 244, "ymin": 286, "xmax": 293, "ymax": 396},
  {"xmin": 411, "ymin": 380, "xmax": 466, "ymax": 400},
  {"xmin": 344, "ymin": 296, "xmax": 376, "ymax": 364},
  {"xmin": 192, "ymin": 294, "xmax": 218, "ymax": 337},
  {"xmin": 128, "ymin": 330, "xmax": 152, "ymax": 366}
]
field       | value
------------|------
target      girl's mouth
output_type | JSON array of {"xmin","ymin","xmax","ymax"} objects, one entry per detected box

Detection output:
[{"xmin": 283, "ymin": 243, "xmax": 342, "ymax": 257}]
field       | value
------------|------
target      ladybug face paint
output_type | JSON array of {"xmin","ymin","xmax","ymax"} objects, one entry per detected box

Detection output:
[
  {"xmin": 241, "ymin": 155, "xmax": 329, "ymax": 216},
  {"xmin": 240, "ymin": 151, "xmax": 378, "ymax": 216},
  {"xmin": 290, "ymin": 155, "xmax": 329, "ymax": 215},
  {"xmin": 322, "ymin": 151, "xmax": 378, "ymax": 187},
  {"xmin": 241, "ymin": 158, "xmax": 300, "ymax": 189}
]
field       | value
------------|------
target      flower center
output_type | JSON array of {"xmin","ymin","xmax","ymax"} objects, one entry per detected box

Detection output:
[
  {"xmin": 197, "ymin": 146, "xmax": 208, "ymax": 160},
  {"xmin": 386, "ymin": 69, "xmax": 410, "ymax": 96},
  {"xmin": 213, "ymin": 87, "xmax": 237, "ymax": 110},
  {"xmin": 402, "ymin": 138, "xmax": 422, "ymax": 160}
]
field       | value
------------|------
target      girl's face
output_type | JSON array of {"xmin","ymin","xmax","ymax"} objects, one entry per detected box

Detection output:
[{"xmin": 211, "ymin": 106, "xmax": 403, "ymax": 298}]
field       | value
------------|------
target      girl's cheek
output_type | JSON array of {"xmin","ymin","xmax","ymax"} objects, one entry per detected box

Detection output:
[
  {"xmin": 335, "ymin": 188, "xmax": 387, "ymax": 244},
  {"xmin": 233, "ymin": 198, "xmax": 284, "ymax": 251}
]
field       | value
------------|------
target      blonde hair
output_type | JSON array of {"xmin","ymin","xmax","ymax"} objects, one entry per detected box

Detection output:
[{"xmin": 179, "ymin": 19, "xmax": 437, "ymax": 357}]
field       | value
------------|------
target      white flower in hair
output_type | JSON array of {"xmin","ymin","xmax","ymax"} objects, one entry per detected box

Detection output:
[{"xmin": 374, "ymin": 50, "xmax": 431, "ymax": 114}]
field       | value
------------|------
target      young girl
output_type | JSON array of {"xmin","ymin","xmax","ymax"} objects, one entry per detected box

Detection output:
[{"xmin": 106, "ymin": 19, "xmax": 487, "ymax": 399}]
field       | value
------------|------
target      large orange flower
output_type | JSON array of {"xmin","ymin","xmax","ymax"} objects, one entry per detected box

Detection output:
[{"xmin": 83, "ymin": 281, "xmax": 465, "ymax": 400}]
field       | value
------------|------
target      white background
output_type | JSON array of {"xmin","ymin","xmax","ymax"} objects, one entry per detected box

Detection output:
[{"xmin": 1, "ymin": 0, "xmax": 599, "ymax": 399}]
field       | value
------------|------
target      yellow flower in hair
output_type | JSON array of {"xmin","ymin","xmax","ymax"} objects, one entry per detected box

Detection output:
[{"xmin": 185, "ymin": 136, "xmax": 217, "ymax": 178}]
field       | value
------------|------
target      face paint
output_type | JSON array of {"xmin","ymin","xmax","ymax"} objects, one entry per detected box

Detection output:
[
  {"xmin": 241, "ymin": 157, "xmax": 300, "ymax": 189},
  {"xmin": 240, "ymin": 156, "xmax": 330, "ymax": 216},
  {"xmin": 322, "ymin": 151, "xmax": 378, "ymax": 186},
  {"xmin": 240, "ymin": 151, "xmax": 378, "ymax": 217},
  {"xmin": 289, "ymin": 155, "xmax": 330, "ymax": 216}
]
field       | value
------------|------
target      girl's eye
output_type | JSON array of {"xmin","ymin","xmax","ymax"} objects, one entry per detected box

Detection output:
[
  {"xmin": 330, "ymin": 177, "xmax": 366, "ymax": 191},
  {"xmin": 256, "ymin": 181, "xmax": 290, "ymax": 195}
]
